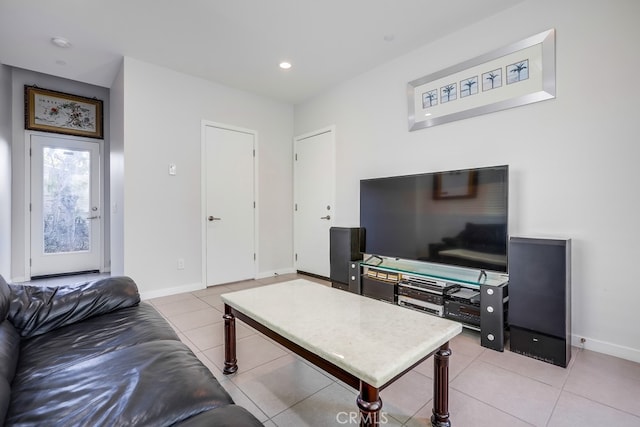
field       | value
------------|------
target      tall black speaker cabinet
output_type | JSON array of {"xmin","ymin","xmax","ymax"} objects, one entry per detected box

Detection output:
[
  {"xmin": 329, "ymin": 227, "xmax": 365, "ymax": 293},
  {"xmin": 508, "ymin": 237, "xmax": 571, "ymax": 367}
]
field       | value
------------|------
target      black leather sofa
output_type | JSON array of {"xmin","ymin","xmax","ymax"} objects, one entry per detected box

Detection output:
[{"xmin": 0, "ymin": 274, "xmax": 263, "ymax": 426}]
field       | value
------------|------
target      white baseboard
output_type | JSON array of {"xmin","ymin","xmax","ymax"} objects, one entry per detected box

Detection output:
[
  {"xmin": 572, "ymin": 334, "xmax": 640, "ymax": 364},
  {"xmin": 140, "ymin": 282, "xmax": 205, "ymax": 301},
  {"xmin": 256, "ymin": 268, "xmax": 297, "ymax": 279}
]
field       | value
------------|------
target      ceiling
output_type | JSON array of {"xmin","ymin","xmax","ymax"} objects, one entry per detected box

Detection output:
[{"xmin": 0, "ymin": 0, "xmax": 524, "ymax": 105}]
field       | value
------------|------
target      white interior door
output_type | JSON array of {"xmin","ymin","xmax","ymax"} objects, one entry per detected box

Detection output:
[
  {"xmin": 205, "ymin": 125, "xmax": 256, "ymax": 286},
  {"xmin": 294, "ymin": 128, "xmax": 335, "ymax": 277},
  {"xmin": 30, "ymin": 134, "xmax": 101, "ymax": 277}
]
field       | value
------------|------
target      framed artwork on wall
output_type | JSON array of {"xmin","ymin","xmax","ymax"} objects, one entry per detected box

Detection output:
[
  {"xmin": 25, "ymin": 86, "xmax": 104, "ymax": 139},
  {"xmin": 408, "ymin": 29, "xmax": 555, "ymax": 131}
]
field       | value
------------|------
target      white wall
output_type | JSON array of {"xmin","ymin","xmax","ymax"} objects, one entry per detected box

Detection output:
[
  {"xmin": 0, "ymin": 65, "xmax": 11, "ymax": 279},
  {"xmin": 112, "ymin": 57, "xmax": 294, "ymax": 297},
  {"xmin": 294, "ymin": 0, "xmax": 640, "ymax": 362},
  {"xmin": 9, "ymin": 68, "xmax": 110, "ymax": 281}
]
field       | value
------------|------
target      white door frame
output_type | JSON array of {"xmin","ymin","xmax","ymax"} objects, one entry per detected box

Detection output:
[
  {"xmin": 200, "ymin": 120, "xmax": 259, "ymax": 286},
  {"xmin": 293, "ymin": 125, "xmax": 336, "ymax": 274},
  {"xmin": 23, "ymin": 131, "xmax": 105, "ymax": 280}
]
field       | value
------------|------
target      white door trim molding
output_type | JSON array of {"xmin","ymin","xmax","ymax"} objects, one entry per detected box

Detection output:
[{"xmin": 200, "ymin": 120, "xmax": 259, "ymax": 287}]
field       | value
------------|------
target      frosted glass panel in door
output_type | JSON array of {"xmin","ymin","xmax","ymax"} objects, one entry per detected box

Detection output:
[{"xmin": 42, "ymin": 146, "xmax": 91, "ymax": 253}]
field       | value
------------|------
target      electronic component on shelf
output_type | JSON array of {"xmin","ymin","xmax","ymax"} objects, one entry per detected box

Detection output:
[
  {"xmin": 397, "ymin": 284, "xmax": 444, "ymax": 305},
  {"xmin": 398, "ymin": 295, "xmax": 444, "ymax": 317},
  {"xmin": 448, "ymin": 288, "xmax": 480, "ymax": 304},
  {"xmin": 444, "ymin": 300, "xmax": 481, "ymax": 327},
  {"xmin": 399, "ymin": 274, "xmax": 459, "ymax": 295},
  {"xmin": 365, "ymin": 269, "xmax": 400, "ymax": 283}
]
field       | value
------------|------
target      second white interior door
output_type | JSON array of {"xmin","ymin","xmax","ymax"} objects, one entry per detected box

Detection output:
[
  {"xmin": 205, "ymin": 125, "xmax": 256, "ymax": 286},
  {"xmin": 294, "ymin": 128, "xmax": 335, "ymax": 277}
]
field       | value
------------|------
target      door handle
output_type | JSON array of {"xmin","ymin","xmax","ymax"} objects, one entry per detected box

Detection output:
[
  {"xmin": 208, "ymin": 216, "xmax": 222, "ymax": 221},
  {"xmin": 320, "ymin": 215, "xmax": 331, "ymax": 220},
  {"xmin": 86, "ymin": 215, "xmax": 100, "ymax": 220}
]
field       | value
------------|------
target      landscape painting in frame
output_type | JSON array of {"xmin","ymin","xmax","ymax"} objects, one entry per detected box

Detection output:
[
  {"xmin": 482, "ymin": 68, "xmax": 502, "ymax": 91},
  {"xmin": 25, "ymin": 86, "xmax": 104, "ymax": 139},
  {"xmin": 460, "ymin": 76, "xmax": 479, "ymax": 98}
]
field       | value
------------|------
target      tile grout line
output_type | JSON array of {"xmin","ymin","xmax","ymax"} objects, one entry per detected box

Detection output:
[
  {"xmin": 543, "ymin": 346, "xmax": 583, "ymax": 426},
  {"xmin": 449, "ymin": 355, "xmax": 541, "ymax": 426},
  {"xmin": 264, "ymin": 381, "xmax": 338, "ymax": 425}
]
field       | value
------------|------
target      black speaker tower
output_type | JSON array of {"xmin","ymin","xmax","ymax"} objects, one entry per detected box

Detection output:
[
  {"xmin": 329, "ymin": 227, "xmax": 365, "ymax": 293},
  {"xmin": 508, "ymin": 237, "xmax": 571, "ymax": 367}
]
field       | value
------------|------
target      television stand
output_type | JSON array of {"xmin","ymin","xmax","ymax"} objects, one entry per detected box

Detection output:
[{"xmin": 359, "ymin": 257, "xmax": 508, "ymax": 351}]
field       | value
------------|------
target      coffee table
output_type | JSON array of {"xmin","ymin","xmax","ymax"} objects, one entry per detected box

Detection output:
[{"xmin": 221, "ymin": 279, "xmax": 462, "ymax": 426}]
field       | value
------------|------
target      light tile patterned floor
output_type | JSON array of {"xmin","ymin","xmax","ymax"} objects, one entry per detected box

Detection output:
[{"xmin": 20, "ymin": 273, "xmax": 640, "ymax": 426}]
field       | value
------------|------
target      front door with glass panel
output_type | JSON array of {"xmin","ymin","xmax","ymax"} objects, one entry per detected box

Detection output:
[{"xmin": 30, "ymin": 134, "xmax": 101, "ymax": 277}]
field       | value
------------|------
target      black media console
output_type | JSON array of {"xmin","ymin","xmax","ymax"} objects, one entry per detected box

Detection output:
[{"xmin": 358, "ymin": 258, "xmax": 509, "ymax": 352}]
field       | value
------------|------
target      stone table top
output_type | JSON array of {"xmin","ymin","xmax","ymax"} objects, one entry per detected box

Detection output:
[{"xmin": 221, "ymin": 279, "xmax": 462, "ymax": 387}]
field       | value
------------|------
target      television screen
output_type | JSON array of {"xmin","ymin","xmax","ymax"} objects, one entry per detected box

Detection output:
[{"xmin": 360, "ymin": 165, "xmax": 508, "ymax": 272}]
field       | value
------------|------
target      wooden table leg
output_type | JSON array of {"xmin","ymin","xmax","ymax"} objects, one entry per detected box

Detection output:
[
  {"xmin": 431, "ymin": 341, "xmax": 452, "ymax": 427},
  {"xmin": 223, "ymin": 304, "xmax": 238, "ymax": 374},
  {"xmin": 357, "ymin": 381, "xmax": 382, "ymax": 427}
]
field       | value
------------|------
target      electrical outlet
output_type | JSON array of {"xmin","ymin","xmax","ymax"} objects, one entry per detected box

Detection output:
[{"xmin": 177, "ymin": 258, "xmax": 185, "ymax": 270}]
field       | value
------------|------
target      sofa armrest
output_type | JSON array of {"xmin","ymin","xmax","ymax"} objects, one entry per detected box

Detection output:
[{"xmin": 8, "ymin": 276, "xmax": 140, "ymax": 338}]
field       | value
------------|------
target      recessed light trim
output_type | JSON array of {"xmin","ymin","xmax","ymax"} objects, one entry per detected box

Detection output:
[
  {"xmin": 279, "ymin": 61, "xmax": 292, "ymax": 70},
  {"xmin": 51, "ymin": 37, "xmax": 72, "ymax": 48}
]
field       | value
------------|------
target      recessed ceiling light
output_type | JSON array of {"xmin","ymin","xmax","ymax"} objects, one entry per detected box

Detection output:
[
  {"xmin": 51, "ymin": 37, "xmax": 72, "ymax": 48},
  {"xmin": 279, "ymin": 62, "xmax": 292, "ymax": 70},
  {"xmin": 383, "ymin": 34, "xmax": 395, "ymax": 42},
  {"xmin": 55, "ymin": 60, "xmax": 67, "ymax": 66}
]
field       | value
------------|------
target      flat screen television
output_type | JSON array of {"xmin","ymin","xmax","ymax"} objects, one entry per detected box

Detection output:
[{"xmin": 360, "ymin": 165, "xmax": 508, "ymax": 273}]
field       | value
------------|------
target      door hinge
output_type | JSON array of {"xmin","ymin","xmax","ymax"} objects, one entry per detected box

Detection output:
[
  {"xmin": 253, "ymin": 201, "xmax": 256, "ymax": 208},
  {"xmin": 253, "ymin": 149, "xmax": 255, "ymax": 157},
  {"xmin": 295, "ymin": 253, "xmax": 298, "ymax": 261},
  {"xmin": 295, "ymin": 153, "xmax": 298, "ymax": 161},
  {"xmin": 254, "ymin": 253, "xmax": 256, "ymax": 260},
  {"xmin": 294, "ymin": 203, "xmax": 298, "ymax": 211},
  {"xmin": 29, "ymin": 203, "xmax": 32, "ymax": 212},
  {"xmin": 29, "ymin": 148, "xmax": 32, "ymax": 156},
  {"xmin": 29, "ymin": 258, "xmax": 32, "ymax": 267}
]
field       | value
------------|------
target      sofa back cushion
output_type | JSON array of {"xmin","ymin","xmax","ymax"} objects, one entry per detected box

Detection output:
[
  {"xmin": 0, "ymin": 275, "xmax": 9, "ymax": 321},
  {"xmin": 1, "ymin": 274, "xmax": 19, "ymax": 425},
  {"xmin": 8, "ymin": 276, "xmax": 140, "ymax": 338}
]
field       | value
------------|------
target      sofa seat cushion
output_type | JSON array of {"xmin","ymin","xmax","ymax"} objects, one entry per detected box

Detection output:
[
  {"xmin": 15, "ymin": 302, "xmax": 179, "ymax": 382},
  {"xmin": 7, "ymin": 340, "xmax": 235, "ymax": 427}
]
